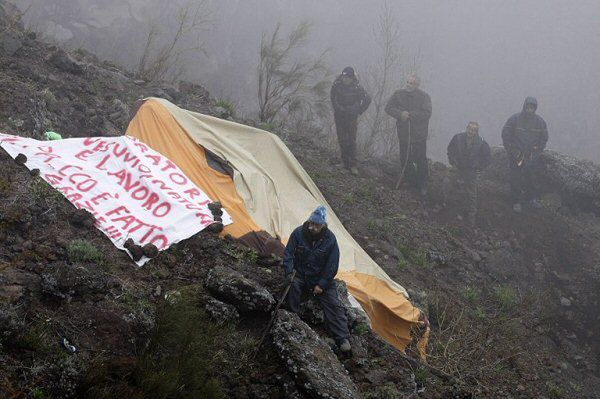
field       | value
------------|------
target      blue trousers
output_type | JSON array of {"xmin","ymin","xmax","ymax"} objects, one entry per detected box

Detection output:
[{"xmin": 286, "ymin": 274, "xmax": 349, "ymax": 343}]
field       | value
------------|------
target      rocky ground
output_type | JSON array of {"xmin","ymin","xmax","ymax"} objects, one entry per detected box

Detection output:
[{"xmin": 2, "ymin": 3, "xmax": 600, "ymax": 398}]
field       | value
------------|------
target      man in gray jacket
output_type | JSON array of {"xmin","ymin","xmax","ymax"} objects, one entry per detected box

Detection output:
[{"xmin": 385, "ymin": 74, "xmax": 432, "ymax": 195}]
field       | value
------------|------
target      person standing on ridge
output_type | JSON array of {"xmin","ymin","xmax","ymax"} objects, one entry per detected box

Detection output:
[
  {"xmin": 385, "ymin": 74, "xmax": 432, "ymax": 195},
  {"xmin": 444, "ymin": 121, "xmax": 491, "ymax": 224},
  {"xmin": 330, "ymin": 67, "xmax": 371, "ymax": 176},
  {"xmin": 282, "ymin": 205, "xmax": 351, "ymax": 353},
  {"xmin": 501, "ymin": 97, "xmax": 549, "ymax": 213}
]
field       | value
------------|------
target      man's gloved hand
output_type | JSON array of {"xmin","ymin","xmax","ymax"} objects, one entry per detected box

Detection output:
[
  {"xmin": 400, "ymin": 111, "xmax": 410, "ymax": 122},
  {"xmin": 312, "ymin": 285, "xmax": 323, "ymax": 295}
]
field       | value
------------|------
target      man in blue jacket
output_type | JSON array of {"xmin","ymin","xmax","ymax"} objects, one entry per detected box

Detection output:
[{"xmin": 283, "ymin": 205, "xmax": 351, "ymax": 352}]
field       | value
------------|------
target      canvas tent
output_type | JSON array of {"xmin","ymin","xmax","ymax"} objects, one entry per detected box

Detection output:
[{"xmin": 126, "ymin": 98, "xmax": 426, "ymax": 351}]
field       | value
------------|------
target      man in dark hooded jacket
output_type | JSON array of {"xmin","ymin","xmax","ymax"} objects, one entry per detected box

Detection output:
[
  {"xmin": 385, "ymin": 74, "xmax": 432, "ymax": 195},
  {"xmin": 330, "ymin": 67, "xmax": 371, "ymax": 175},
  {"xmin": 501, "ymin": 97, "xmax": 549, "ymax": 213},
  {"xmin": 283, "ymin": 205, "xmax": 351, "ymax": 352},
  {"xmin": 444, "ymin": 121, "xmax": 491, "ymax": 223}
]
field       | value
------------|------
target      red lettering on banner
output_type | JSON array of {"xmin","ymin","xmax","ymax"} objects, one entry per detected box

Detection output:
[
  {"xmin": 149, "ymin": 235, "xmax": 168, "ymax": 249},
  {"xmin": 106, "ymin": 205, "xmax": 130, "ymax": 216},
  {"xmin": 141, "ymin": 192, "xmax": 159, "ymax": 210},
  {"xmin": 133, "ymin": 142, "xmax": 149, "ymax": 153},
  {"xmin": 140, "ymin": 224, "xmax": 163, "ymax": 243},
  {"xmin": 59, "ymin": 165, "xmax": 82, "ymax": 176},
  {"xmin": 138, "ymin": 164, "xmax": 151, "ymax": 174},
  {"xmin": 83, "ymin": 138, "xmax": 100, "ymax": 146},
  {"xmin": 75, "ymin": 149, "xmax": 94, "ymax": 161},
  {"xmin": 169, "ymin": 172, "xmax": 187, "ymax": 185},
  {"xmin": 145, "ymin": 154, "xmax": 162, "ymax": 165},
  {"xmin": 161, "ymin": 160, "xmax": 177, "ymax": 172},
  {"xmin": 95, "ymin": 154, "xmax": 111, "ymax": 170},
  {"xmin": 91, "ymin": 192, "xmax": 113, "ymax": 205},
  {"xmin": 131, "ymin": 186, "xmax": 149, "ymax": 200},
  {"xmin": 68, "ymin": 173, "xmax": 98, "ymax": 192},
  {"xmin": 183, "ymin": 187, "xmax": 200, "ymax": 199},
  {"xmin": 44, "ymin": 174, "xmax": 63, "ymax": 185},
  {"xmin": 35, "ymin": 146, "xmax": 61, "ymax": 164},
  {"xmin": 152, "ymin": 202, "xmax": 171, "ymax": 217},
  {"xmin": 112, "ymin": 143, "xmax": 127, "ymax": 157}
]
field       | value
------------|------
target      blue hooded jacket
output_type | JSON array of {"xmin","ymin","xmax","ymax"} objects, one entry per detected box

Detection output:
[{"xmin": 283, "ymin": 222, "xmax": 340, "ymax": 290}]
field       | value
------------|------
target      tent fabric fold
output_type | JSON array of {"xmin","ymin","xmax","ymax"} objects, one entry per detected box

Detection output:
[{"xmin": 126, "ymin": 97, "xmax": 424, "ymax": 351}]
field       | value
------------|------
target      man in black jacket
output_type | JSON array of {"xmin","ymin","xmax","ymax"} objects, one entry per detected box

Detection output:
[
  {"xmin": 283, "ymin": 205, "xmax": 351, "ymax": 352},
  {"xmin": 444, "ymin": 121, "xmax": 491, "ymax": 224},
  {"xmin": 501, "ymin": 97, "xmax": 549, "ymax": 213},
  {"xmin": 385, "ymin": 74, "xmax": 432, "ymax": 195},
  {"xmin": 330, "ymin": 67, "xmax": 371, "ymax": 176}
]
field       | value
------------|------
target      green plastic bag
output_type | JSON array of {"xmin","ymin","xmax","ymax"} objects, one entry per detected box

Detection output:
[{"xmin": 44, "ymin": 131, "xmax": 62, "ymax": 140}]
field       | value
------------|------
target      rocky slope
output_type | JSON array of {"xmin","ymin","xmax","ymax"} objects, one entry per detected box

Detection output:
[{"xmin": 2, "ymin": 4, "xmax": 600, "ymax": 399}]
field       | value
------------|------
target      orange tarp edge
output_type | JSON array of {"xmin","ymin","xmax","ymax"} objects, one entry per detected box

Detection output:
[
  {"xmin": 337, "ymin": 271, "xmax": 422, "ymax": 349},
  {"xmin": 126, "ymin": 99, "xmax": 262, "ymax": 238}
]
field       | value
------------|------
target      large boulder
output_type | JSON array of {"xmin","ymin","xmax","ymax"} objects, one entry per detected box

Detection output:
[
  {"xmin": 487, "ymin": 147, "xmax": 600, "ymax": 214},
  {"xmin": 47, "ymin": 49, "xmax": 84, "ymax": 75},
  {"xmin": 300, "ymin": 279, "xmax": 370, "ymax": 332},
  {"xmin": 204, "ymin": 266, "xmax": 275, "ymax": 312},
  {"xmin": 272, "ymin": 310, "xmax": 359, "ymax": 399}
]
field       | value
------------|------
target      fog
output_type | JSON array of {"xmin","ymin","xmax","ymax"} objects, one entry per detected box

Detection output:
[{"xmin": 14, "ymin": 0, "xmax": 600, "ymax": 162}]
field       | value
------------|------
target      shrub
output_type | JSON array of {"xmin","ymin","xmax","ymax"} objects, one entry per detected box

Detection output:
[
  {"xmin": 135, "ymin": 292, "xmax": 227, "ymax": 399},
  {"xmin": 67, "ymin": 239, "xmax": 106, "ymax": 266},
  {"xmin": 492, "ymin": 285, "xmax": 519, "ymax": 311}
]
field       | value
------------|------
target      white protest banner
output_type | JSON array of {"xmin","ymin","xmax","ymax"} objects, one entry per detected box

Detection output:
[{"xmin": 0, "ymin": 133, "xmax": 231, "ymax": 265}]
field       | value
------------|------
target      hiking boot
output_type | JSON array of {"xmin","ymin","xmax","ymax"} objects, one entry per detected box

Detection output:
[
  {"xmin": 512, "ymin": 203, "xmax": 522, "ymax": 213},
  {"xmin": 349, "ymin": 167, "xmax": 359, "ymax": 176},
  {"xmin": 339, "ymin": 339, "xmax": 351, "ymax": 353}
]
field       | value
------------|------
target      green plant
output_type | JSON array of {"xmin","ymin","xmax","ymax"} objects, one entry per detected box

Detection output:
[
  {"xmin": 353, "ymin": 323, "xmax": 370, "ymax": 336},
  {"xmin": 463, "ymin": 286, "xmax": 480, "ymax": 303},
  {"xmin": 214, "ymin": 99, "xmax": 236, "ymax": 118},
  {"xmin": 398, "ymin": 243, "xmax": 429, "ymax": 268},
  {"xmin": 135, "ymin": 291, "xmax": 227, "ymax": 399},
  {"xmin": 493, "ymin": 285, "xmax": 519, "ymax": 311},
  {"xmin": 474, "ymin": 306, "xmax": 486, "ymax": 321},
  {"xmin": 397, "ymin": 257, "xmax": 408, "ymax": 271},
  {"xmin": 546, "ymin": 381, "xmax": 563, "ymax": 398},
  {"xmin": 413, "ymin": 367, "xmax": 429, "ymax": 386},
  {"xmin": 67, "ymin": 239, "xmax": 106, "ymax": 266},
  {"xmin": 32, "ymin": 388, "xmax": 51, "ymax": 399}
]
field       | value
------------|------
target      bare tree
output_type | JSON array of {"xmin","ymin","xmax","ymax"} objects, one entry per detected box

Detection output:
[
  {"xmin": 257, "ymin": 22, "xmax": 329, "ymax": 125},
  {"xmin": 360, "ymin": 2, "xmax": 422, "ymax": 158},
  {"xmin": 136, "ymin": 1, "xmax": 210, "ymax": 82}
]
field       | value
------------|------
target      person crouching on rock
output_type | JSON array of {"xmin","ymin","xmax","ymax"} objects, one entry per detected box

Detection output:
[{"xmin": 282, "ymin": 205, "xmax": 351, "ymax": 353}]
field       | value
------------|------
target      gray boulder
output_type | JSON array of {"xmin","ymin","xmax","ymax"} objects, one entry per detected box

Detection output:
[
  {"xmin": 0, "ymin": 32, "xmax": 22, "ymax": 56},
  {"xmin": 203, "ymin": 296, "xmax": 239, "ymax": 325},
  {"xmin": 272, "ymin": 310, "xmax": 359, "ymax": 399},
  {"xmin": 300, "ymin": 280, "xmax": 370, "ymax": 331},
  {"xmin": 47, "ymin": 49, "xmax": 84, "ymax": 75},
  {"xmin": 205, "ymin": 266, "xmax": 275, "ymax": 312},
  {"xmin": 487, "ymin": 148, "xmax": 600, "ymax": 214}
]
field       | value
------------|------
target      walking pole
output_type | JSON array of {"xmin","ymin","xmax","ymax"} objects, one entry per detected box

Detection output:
[
  {"xmin": 395, "ymin": 119, "xmax": 412, "ymax": 190},
  {"xmin": 251, "ymin": 269, "xmax": 297, "ymax": 362}
]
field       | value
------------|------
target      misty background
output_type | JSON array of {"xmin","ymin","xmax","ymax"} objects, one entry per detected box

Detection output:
[{"xmin": 12, "ymin": 0, "xmax": 600, "ymax": 163}]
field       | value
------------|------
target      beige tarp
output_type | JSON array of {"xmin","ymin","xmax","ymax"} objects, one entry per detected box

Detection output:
[{"xmin": 127, "ymin": 98, "xmax": 425, "ymax": 351}]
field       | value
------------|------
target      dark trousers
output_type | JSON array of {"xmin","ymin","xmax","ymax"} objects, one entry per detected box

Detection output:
[
  {"xmin": 334, "ymin": 114, "xmax": 358, "ymax": 168},
  {"xmin": 443, "ymin": 169, "xmax": 479, "ymax": 217},
  {"xmin": 508, "ymin": 160, "xmax": 537, "ymax": 203},
  {"xmin": 398, "ymin": 139, "xmax": 428, "ymax": 189},
  {"xmin": 287, "ymin": 274, "xmax": 349, "ymax": 343}
]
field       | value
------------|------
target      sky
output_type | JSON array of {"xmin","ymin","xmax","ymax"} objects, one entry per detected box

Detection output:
[{"xmin": 15, "ymin": 0, "xmax": 600, "ymax": 162}]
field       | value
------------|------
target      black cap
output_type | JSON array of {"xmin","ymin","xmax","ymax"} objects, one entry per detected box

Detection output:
[{"xmin": 342, "ymin": 66, "xmax": 355, "ymax": 77}]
